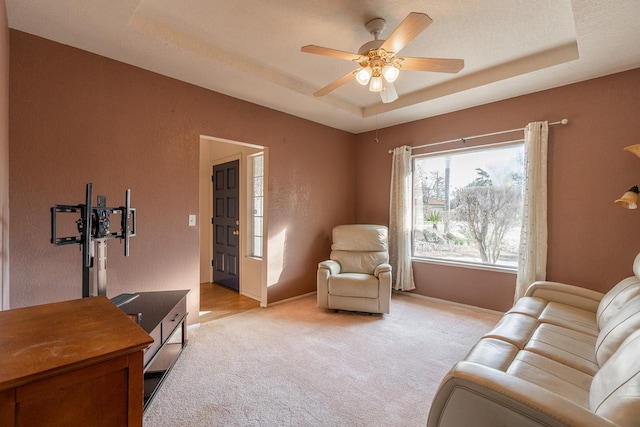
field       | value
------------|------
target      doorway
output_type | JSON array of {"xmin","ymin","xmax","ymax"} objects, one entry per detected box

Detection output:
[{"xmin": 199, "ymin": 136, "xmax": 267, "ymax": 307}]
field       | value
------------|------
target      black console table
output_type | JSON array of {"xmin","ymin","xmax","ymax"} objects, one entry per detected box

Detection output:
[{"xmin": 114, "ymin": 290, "xmax": 189, "ymax": 411}]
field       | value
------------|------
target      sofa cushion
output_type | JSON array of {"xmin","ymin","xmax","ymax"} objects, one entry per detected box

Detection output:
[
  {"xmin": 538, "ymin": 302, "xmax": 599, "ymax": 336},
  {"xmin": 590, "ymin": 329, "xmax": 640, "ymax": 427},
  {"xmin": 595, "ymin": 295, "xmax": 640, "ymax": 366},
  {"xmin": 524, "ymin": 323, "xmax": 598, "ymax": 375},
  {"xmin": 464, "ymin": 338, "xmax": 519, "ymax": 371},
  {"xmin": 483, "ymin": 313, "xmax": 539, "ymax": 349},
  {"xmin": 328, "ymin": 273, "xmax": 379, "ymax": 298},
  {"xmin": 596, "ymin": 276, "xmax": 640, "ymax": 330},
  {"xmin": 507, "ymin": 351, "xmax": 592, "ymax": 408}
]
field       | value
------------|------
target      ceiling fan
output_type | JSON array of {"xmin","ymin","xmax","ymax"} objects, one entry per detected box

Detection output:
[{"xmin": 301, "ymin": 12, "xmax": 464, "ymax": 103}]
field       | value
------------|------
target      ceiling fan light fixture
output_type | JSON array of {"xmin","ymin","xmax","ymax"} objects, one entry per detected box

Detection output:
[
  {"xmin": 301, "ymin": 12, "xmax": 464, "ymax": 100},
  {"xmin": 382, "ymin": 64, "xmax": 400, "ymax": 83},
  {"xmin": 355, "ymin": 67, "xmax": 372, "ymax": 85},
  {"xmin": 369, "ymin": 75, "xmax": 383, "ymax": 92}
]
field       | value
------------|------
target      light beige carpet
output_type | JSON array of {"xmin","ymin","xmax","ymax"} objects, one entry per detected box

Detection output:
[{"xmin": 143, "ymin": 292, "xmax": 500, "ymax": 427}]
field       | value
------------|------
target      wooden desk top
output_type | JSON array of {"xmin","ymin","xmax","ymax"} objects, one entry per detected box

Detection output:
[{"xmin": 0, "ymin": 296, "xmax": 153, "ymax": 391}]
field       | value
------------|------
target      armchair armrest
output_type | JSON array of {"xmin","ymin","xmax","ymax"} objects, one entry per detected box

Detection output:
[
  {"xmin": 525, "ymin": 281, "xmax": 604, "ymax": 312},
  {"xmin": 318, "ymin": 260, "xmax": 341, "ymax": 275},
  {"xmin": 427, "ymin": 361, "xmax": 615, "ymax": 427},
  {"xmin": 374, "ymin": 263, "xmax": 391, "ymax": 278}
]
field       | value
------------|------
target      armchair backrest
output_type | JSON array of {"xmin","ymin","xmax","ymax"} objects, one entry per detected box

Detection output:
[{"xmin": 330, "ymin": 225, "xmax": 388, "ymax": 274}]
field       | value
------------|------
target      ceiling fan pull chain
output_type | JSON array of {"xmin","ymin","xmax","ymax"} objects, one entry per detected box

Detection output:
[{"xmin": 374, "ymin": 107, "xmax": 379, "ymax": 143}]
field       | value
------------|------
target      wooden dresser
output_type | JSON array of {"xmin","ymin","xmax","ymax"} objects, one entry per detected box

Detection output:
[{"xmin": 0, "ymin": 296, "xmax": 153, "ymax": 426}]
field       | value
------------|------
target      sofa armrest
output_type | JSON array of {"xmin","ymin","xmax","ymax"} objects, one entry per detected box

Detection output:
[
  {"xmin": 318, "ymin": 260, "xmax": 341, "ymax": 275},
  {"xmin": 374, "ymin": 263, "xmax": 391, "ymax": 278},
  {"xmin": 525, "ymin": 281, "xmax": 604, "ymax": 312},
  {"xmin": 317, "ymin": 260, "xmax": 340, "ymax": 309},
  {"xmin": 427, "ymin": 361, "xmax": 616, "ymax": 427}
]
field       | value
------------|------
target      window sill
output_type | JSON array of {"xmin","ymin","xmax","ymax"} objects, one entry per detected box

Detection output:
[{"xmin": 411, "ymin": 257, "xmax": 517, "ymax": 274}]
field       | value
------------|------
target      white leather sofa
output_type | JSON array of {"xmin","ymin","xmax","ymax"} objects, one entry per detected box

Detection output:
[
  {"xmin": 427, "ymin": 254, "xmax": 640, "ymax": 427},
  {"xmin": 317, "ymin": 224, "xmax": 392, "ymax": 314}
]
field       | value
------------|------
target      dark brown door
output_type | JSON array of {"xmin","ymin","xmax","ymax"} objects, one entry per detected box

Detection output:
[{"xmin": 212, "ymin": 160, "xmax": 239, "ymax": 291}]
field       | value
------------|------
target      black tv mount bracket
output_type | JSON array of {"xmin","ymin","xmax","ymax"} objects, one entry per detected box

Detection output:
[{"xmin": 50, "ymin": 183, "xmax": 136, "ymax": 298}]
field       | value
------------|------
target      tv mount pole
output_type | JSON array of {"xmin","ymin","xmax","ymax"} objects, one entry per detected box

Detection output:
[{"xmin": 50, "ymin": 183, "xmax": 136, "ymax": 298}]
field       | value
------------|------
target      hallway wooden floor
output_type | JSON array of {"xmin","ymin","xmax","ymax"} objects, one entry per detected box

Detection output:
[{"xmin": 199, "ymin": 282, "xmax": 260, "ymax": 324}]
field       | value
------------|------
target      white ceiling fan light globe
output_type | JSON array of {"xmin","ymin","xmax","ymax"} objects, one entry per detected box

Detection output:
[
  {"xmin": 382, "ymin": 64, "xmax": 400, "ymax": 83},
  {"xmin": 369, "ymin": 75, "xmax": 383, "ymax": 92},
  {"xmin": 355, "ymin": 67, "xmax": 372, "ymax": 85}
]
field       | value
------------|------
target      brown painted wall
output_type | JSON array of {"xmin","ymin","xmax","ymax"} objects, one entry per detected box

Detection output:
[
  {"xmin": 10, "ymin": 28, "xmax": 639, "ymax": 317},
  {"xmin": 0, "ymin": 0, "xmax": 8, "ymax": 310},
  {"xmin": 355, "ymin": 68, "xmax": 640, "ymax": 311},
  {"xmin": 9, "ymin": 30, "xmax": 355, "ymax": 323}
]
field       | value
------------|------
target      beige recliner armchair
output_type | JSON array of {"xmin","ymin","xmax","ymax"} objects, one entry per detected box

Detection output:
[{"xmin": 317, "ymin": 224, "xmax": 392, "ymax": 314}]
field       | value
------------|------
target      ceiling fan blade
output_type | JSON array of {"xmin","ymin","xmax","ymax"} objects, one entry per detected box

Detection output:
[
  {"xmin": 313, "ymin": 70, "xmax": 357, "ymax": 97},
  {"xmin": 380, "ymin": 12, "xmax": 432, "ymax": 54},
  {"xmin": 380, "ymin": 82, "xmax": 398, "ymax": 104},
  {"xmin": 400, "ymin": 57, "xmax": 464, "ymax": 73},
  {"xmin": 301, "ymin": 45, "xmax": 362, "ymax": 62}
]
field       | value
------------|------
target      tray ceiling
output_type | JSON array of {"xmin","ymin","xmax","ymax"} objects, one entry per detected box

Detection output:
[{"xmin": 6, "ymin": 0, "xmax": 640, "ymax": 133}]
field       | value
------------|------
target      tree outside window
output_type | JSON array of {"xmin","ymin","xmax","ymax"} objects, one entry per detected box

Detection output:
[{"xmin": 413, "ymin": 144, "xmax": 524, "ymax": 268}]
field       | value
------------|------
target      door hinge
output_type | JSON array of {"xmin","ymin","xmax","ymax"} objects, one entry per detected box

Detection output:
[
  {"xmin": 211, "ymin": 175, "xmax": 214, "ymax": 182},
  {"xmin": 211, "ymin": 260, "xmax": 215, "ymax": 267},
  {"xmin": 211, "ymin": 217, "xmax": 214, "ymax": 224}
]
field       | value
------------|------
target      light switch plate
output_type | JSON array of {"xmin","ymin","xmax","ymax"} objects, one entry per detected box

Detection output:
[{"xmin": 188, "ymin": 214, "xmax": 196, "ymax": 226}]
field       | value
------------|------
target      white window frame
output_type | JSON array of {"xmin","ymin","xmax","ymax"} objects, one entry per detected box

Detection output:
[
  {"xmin": 248, "ymin": 153, "xmax": 264, "ymax": 259},
  {"xmin": 411, "ymin": 141, "xmax": 525, "ymax": 272}
]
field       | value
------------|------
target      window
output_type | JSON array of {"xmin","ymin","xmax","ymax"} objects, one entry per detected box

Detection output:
[
  {"xmin": 249, "ymin": 153, "xmax": 264, "ymax": 258},
  {"xmin": 412, "ymin": 143, "xmax": 524, "ymax": 269}
]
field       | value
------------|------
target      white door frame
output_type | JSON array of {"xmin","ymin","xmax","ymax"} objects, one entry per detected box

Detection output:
[{"xmin": 200, "ymin": 135, "xmax": 267, "ymax": 307}]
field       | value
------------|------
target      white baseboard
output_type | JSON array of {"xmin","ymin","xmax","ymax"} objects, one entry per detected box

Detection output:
[
  {"xmin": 266, "ymin": 291, "xmax": 317, "ymax": 307},
  {"xmin": 393, "ymin": 290, "xmax": 505, "ymax": 315}
]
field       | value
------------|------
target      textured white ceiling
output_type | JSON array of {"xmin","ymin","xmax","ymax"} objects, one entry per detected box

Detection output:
[{"xmin": 6, "ymin": 0, "xmax": 640, "ymax": 133}]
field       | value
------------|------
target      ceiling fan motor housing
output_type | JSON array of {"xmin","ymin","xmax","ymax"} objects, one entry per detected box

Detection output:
[{"xmin": 358, "ymin": 39, "xmax": 385, "ymax": 56}]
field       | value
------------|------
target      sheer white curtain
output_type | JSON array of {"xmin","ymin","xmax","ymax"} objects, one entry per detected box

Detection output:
[
  {"xmin": 389, "ymin": 146, "xmax": 415, "ymax": 291},
  {"xmin": 515, "ymin": 121, "xmax": 549, "ymax": 301}
]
